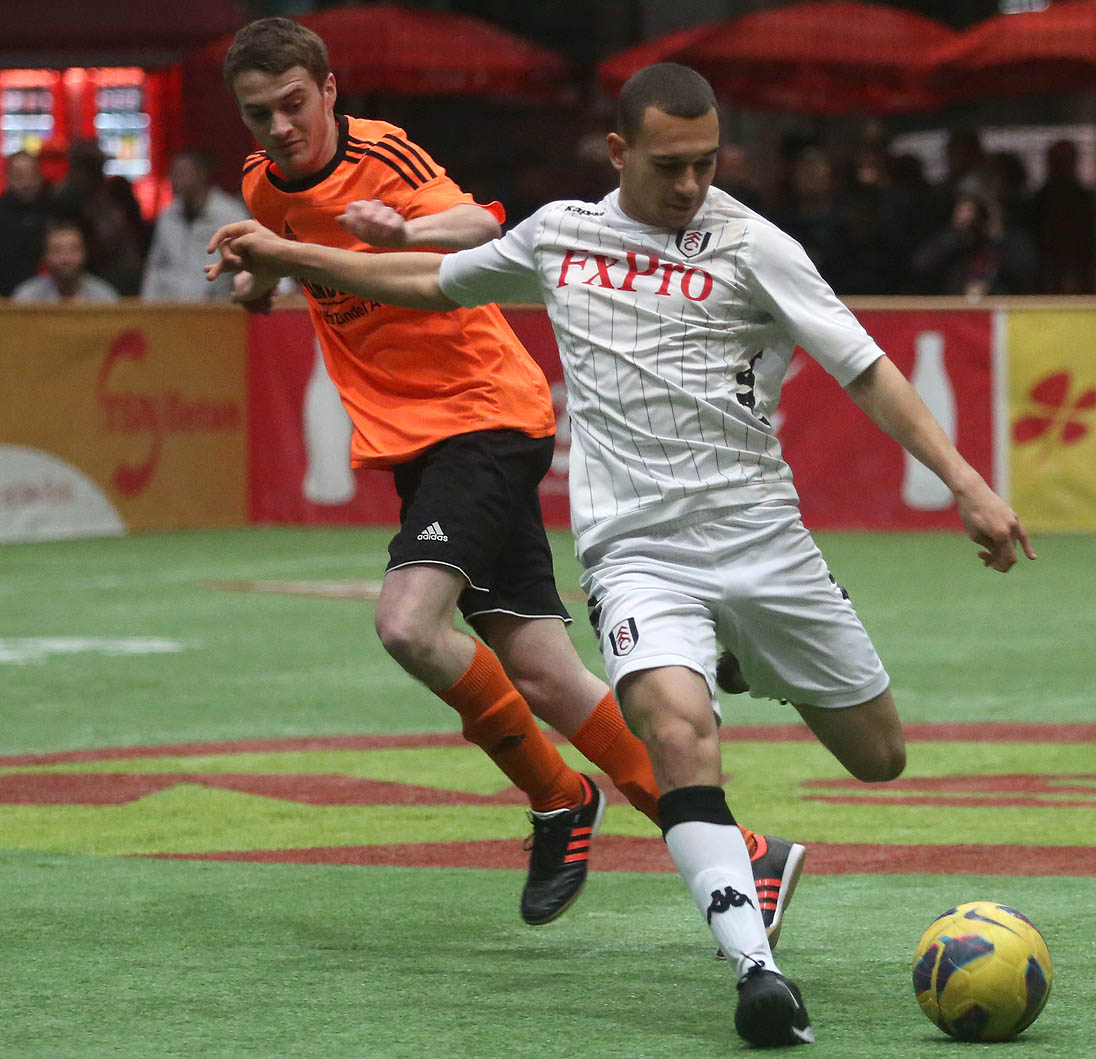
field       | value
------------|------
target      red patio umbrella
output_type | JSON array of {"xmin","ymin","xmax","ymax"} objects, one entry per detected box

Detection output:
[
  {"xmin": 598, "ymin": 22, "xmax": 722, "ymax": 95},
  {"xmin": 922, "ymin": 0, "xmax": 1096, "ymax": 101},
  {"xmin": 302, "ymin": 4, "xmax": 572, "ymax": 101},
  {"xmin": 208, "ymin": 3, "xmax": 573, "ymax": 103},
  {"xmin": 599, "ymin": 1, "xmax": 958, "ymax": 115}
]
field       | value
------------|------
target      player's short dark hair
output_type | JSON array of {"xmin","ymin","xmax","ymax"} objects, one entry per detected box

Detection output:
[
  {"xmin": 223, "ymin": 17, "xmax": 330, "ymax": 89},
  {"xmin": 616, "ymin": 63, "xmax": 717, "ymax": 144}
]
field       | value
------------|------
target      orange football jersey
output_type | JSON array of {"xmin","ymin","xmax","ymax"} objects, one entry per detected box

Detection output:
[{"xmin": 242, "ymin": 114, "xmax": 555, "ymax": 468}]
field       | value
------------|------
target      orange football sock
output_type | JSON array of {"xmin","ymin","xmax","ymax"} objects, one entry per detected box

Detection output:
[
  {"xmin": 438, "ymin": 640, "xmax": 583, "ymax": 813},
  {"xmin": 570, "ymin": 692, "xmax": 762, "ymax": 858},
  {"xmin": 569, "ymin": 691, "xmax": 660, "ymax": 825}
]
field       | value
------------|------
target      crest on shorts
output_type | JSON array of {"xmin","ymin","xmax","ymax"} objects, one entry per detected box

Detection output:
[
  {"xmin": 675, "ymin": 228, "xmax": 711, "ymax": 259},
  {"xmin": 608, "ymin": 617, "xmax": 639, "ymax": 656}
]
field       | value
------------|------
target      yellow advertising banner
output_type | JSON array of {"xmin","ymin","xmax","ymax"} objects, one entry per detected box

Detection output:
[
  {"xmin": 0, "ymin": 305, "xmax": 248, "ymax": 540},
  {"xmin": 1008, "ymin": 309, "xmax": 1096, "ymax": 532}
]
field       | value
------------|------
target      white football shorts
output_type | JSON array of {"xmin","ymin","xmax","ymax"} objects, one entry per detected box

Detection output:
[{"xmin": 580, "ymin": 502, "xmax": 890, "ymax": 714}]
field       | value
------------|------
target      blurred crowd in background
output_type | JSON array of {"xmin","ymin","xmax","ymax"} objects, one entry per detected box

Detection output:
[
  {"xmin": 4, "ymin": 117, "xmax": 1092, "ymax": 303},
  {"xmin": 0, "ymin": 141, "xmax": 249, "ymax": 303},
  {"xmin": 2, "ymin": 0, "xmax": 1095, "ymax": 305},
  {"xmin": 491, "ymin": 119, "xmax": 1095, "ymax": 299}
]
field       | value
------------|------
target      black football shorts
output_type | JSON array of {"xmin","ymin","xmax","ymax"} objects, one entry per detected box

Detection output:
[{"xmin": 387, "ymin": 429, "xmax": 571, "ymax": 623}]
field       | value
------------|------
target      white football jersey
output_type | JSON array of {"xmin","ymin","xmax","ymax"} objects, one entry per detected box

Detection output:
[{"xmin": 439, "ymin": 186, "xmax": 885, "ymax": 557}]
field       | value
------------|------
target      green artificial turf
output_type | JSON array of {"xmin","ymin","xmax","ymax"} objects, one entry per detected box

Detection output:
[
  {"xmin": 1, "ymin": 527, "xmax": 1092, "ymax": 1056},
  {"xmin": 1, "ymin": 852, "xmax": 1090, "ymax": 1058}
]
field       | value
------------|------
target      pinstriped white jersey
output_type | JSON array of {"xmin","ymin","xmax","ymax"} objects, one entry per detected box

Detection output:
[{"xmin": 438, "ymin": 186, "xmax": 885, "ymax": 557}]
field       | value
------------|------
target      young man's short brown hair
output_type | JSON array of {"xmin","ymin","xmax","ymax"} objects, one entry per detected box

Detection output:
[
  {"xmin": 616, "ymin": 63, "xmax": 717, "ymax": 144},
  {"xmin": 223, "ymin": 17, "xmax": 330, "ymax": 89}
]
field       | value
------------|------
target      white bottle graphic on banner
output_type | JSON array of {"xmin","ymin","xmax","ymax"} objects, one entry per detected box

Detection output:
[
  {"xmin": 302, "ymin": 339, "xmax": 357, "ymax": 505},
  {"xmin": 902, "ymin": 331, "xmax": 956, "ymax": 510}
]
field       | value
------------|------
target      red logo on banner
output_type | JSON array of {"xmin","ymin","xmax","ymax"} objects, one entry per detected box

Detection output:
[
  {"xmin": 96, "ymin": 330, "xmax": 242, "ymax": 496},
  {"xmin": 1013, "ymin": 372, "xmax": 1096, "ymax": 449}
]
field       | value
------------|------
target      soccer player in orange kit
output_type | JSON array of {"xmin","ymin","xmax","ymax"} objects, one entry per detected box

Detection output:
[{"xmin": 217, "ymin": 17, "xmax": 804, "ymax": 934}]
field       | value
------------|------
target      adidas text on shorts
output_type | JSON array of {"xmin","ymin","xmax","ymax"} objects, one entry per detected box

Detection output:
[{"xmin": 388, "ymin": 429, "xmax": 570, "ymax": 624}]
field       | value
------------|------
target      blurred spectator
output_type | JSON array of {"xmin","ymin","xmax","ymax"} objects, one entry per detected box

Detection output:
[
  {"xmin": 500, "ymin": 149, "xmax": 557, "ymax": 228},
  {"xmin": 99, "ymin": 175, "xmax": 150, "ymax": 295},
  {"xmin": 141, "ymin": 149, "xmax": 250, "ymax": 300},
  {"xmin": 1030, "ymin": 139, "xmax": 1095, "ymax": 294},
  {"xmin": 0, "ymin": 151, "xmax": 53, "ymax": 296},
  {"xmin": 839, "ymin": 127, "xmax": 924, "ymax": 292},
  {"xmin": 911, "ymin": 192, "xmax": 1039, "ymax": 299},
  {"xmin": 11, "ymin": 219, "xmax": 119, "ymax": 302},
  {"xmin": 880, "ymin": 153, "xmax": 940, "ymax": 290},
  {"xmin": 827, "ymin": 183, "xmax": 905, "ymax": 295},
  {"xmin": 765, "ymin": 130, "xmax": 818, "ymax": 219},
  {"xmin": 942, "ymin": 127, "xmax": 993, "ymax": 205},
  {"xmin": 572, "ymin": 128, "xmax": 617, "ymax": 203},
  {"xmin": 986, "ymin": 150, "xmax": 1034, "ymax": 233},
  {"xmin": 49, "ymin": 139, "xmax": 148, "ymax": 295},
  {"xmin": 771, "ymin": 146, "xmax": 848, "ymax": 289},
  {"xmin": 713, "ymin": 143, "xmax": 763, "ymax": 213}
]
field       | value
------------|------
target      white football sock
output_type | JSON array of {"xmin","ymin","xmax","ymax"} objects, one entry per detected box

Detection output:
[{"xmin": 664, "ymin": 819, "xmax": 777, "ymax": 979}]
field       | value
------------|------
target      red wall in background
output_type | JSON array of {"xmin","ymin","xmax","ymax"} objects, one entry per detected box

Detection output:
[
  {"xmin": 246, "ymin": 305, "xmax": 995, "ymax": 532},
  {"xmin": 779, "ymin": 310, "xmax": 994, "ymax": 530}
]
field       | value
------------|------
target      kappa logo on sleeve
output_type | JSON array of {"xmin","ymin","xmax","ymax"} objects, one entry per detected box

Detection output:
[{"xmin": 608, "ymin": 617, "xmax": 639, "ymax": 656}]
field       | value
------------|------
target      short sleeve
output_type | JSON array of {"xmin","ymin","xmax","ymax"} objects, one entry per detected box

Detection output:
[
  {"xmin": 438, "ymin": 209, "xmax": 545, "ymax": 307},
  {"xmin": 743, "ymin": 221, "xmax": 885, "ymax": 387},
  {"xmin": 377, "ymin": 130, "xmax": 504, "ymax": 226}
]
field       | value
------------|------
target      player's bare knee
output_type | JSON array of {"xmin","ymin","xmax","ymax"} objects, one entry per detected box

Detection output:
[
  {"xmin": 883, "ymin": 740, "xmax": 907, "ymax": 780},
  {"xmin": 374, "ymin": 608, "xmax": 435, "ymax": 674},
  {"xmin": 643, "ymin": 711, "xmax": 714, "ymax": 763},
  {"xmin": 851, "ymin": 740, "xmax": 906, "ymax": 783}
]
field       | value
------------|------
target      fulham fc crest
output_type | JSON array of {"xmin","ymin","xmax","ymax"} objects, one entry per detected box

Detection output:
[
  {"xmin": 609, "ymin": 617, "xmax": 639, "ymax": 656},
  {"xmin": 676, "ymin": 228, "xmax": 711, "ymax": 259}
]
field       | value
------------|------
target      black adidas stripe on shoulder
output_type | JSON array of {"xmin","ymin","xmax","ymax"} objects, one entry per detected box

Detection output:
[
  {"xmin": 381, "ymin": 134, "xmax": 437, "ymax": 180},
  {"xmin": 242, "ymin": 152, "xmax": 270, "ymax": 176},
  {"xmin": 359, "ymin": 150, "xmax": 420, "ymax": 187},
  {"xmin": 342, "ymin": 142, "xmax": 420, "ymax": 188},
  {"xmin": 346, "ymin": 133, "xmax": 437, "ymax": 187}
]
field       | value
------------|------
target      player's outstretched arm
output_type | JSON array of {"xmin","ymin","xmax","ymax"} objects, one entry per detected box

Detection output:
[
  {"xmin": 206, "ymin": 220, "xmax": 457, "ymax": 311},
  {"xmin": 845, "ymin": 355, "xmax": 1036, "ymax": 572}
]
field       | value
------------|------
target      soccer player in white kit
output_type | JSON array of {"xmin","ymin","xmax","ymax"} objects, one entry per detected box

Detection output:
[{"xmin": 208, "ymin": 63, "xmax": 1035, "ymax": 1049}]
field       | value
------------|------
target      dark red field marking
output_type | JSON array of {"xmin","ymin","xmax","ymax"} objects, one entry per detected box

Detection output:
[
  {"xmin": 804, "ymin": 773, "xmax": 1096, "ymax": 808},
  {"xmin": 2, "ymin": 722, "xmax": 1092, "ymax": 768},
  {"xmin": 0, "ymin": 772, "xmax": 529, "ymax": 806},
  {"xmin": 5, "ymin": 768, "xmax": 1092, "ymax": 812},
  {"xmin": 0, "ymin": 732, "xmax": 465, "ymax": 767},
  {"xmin": 148, "ymin": 837, "xmax": 1096, "ymax": 876},
  {"xmin": 6, "ymin": 724, "xmax": 1092, "ymax": 876}
]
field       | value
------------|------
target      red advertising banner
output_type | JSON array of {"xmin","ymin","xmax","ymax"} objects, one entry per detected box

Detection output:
[
  {"xmin": 499, "ymin": 307, "xmax": 570, "ymax": 528},
  {"xmin": 777, "ymin": 309, "xmax": 995, "ymax": 530},
  {"xmin": 246, "ymin": 306, "xmax": 573, "ymax": 528},
  {"xmin": 245, "ymin": 306, "xmax": 995, "ymax": 534},
  {"xmin": 247, "ymin": 309, "xmax": 401, "ymax": 525}
]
